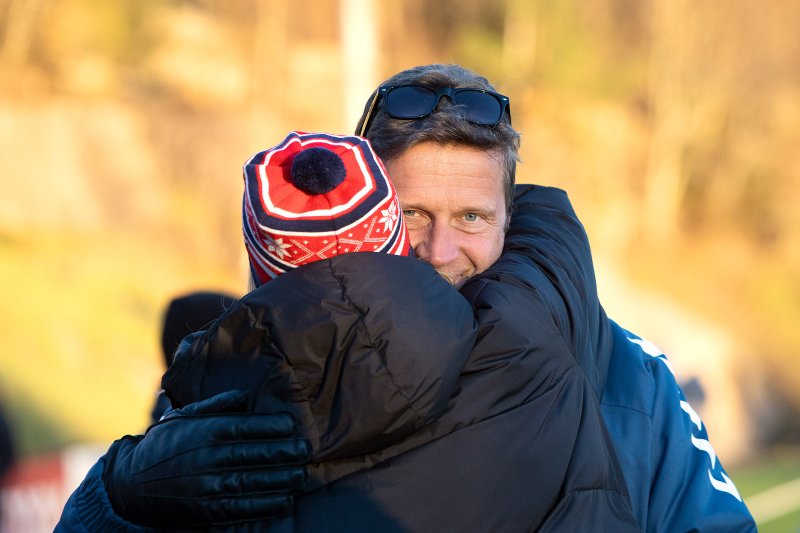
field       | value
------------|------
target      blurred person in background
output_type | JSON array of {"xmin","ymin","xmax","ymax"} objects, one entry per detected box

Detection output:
[
  {"xmin": 0, "ymin": 393, "xmax": 16, "ymax": 524},
  {"xmin": 0, "ymin": 403, "xmax": 13, "ymax": 477},
  {"xmin": 150, "ymin": 290, "xmax": 238, "ymax": 424},
  {"xmin": 57, "ymin": 64, "xmax": 755, "ymax": 532}
]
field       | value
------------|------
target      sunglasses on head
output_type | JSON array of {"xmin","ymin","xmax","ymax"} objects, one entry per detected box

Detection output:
[{"xmin": 358, "ymin": 84, "xmax": 512, "ymax": 137}]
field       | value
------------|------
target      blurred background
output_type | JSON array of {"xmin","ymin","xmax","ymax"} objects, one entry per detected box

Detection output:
[{"xmin": 0, "ymin": 0, "xmax": 798, "ymax": 530}]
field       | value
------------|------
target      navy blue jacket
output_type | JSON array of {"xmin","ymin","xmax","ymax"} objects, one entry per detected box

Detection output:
[{"xmin": 600, "ymin": 322, "xmax": 756, "ymax": 531}]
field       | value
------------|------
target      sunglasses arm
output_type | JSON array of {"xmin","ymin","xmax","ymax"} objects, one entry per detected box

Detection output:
[{"xmin": 357, "ymin": 89, "xmax": 381, "ymax": 137}]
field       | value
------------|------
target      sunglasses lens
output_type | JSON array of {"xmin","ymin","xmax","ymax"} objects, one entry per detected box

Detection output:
[
  {"xmin": 385, "ymin": 86, "xmax": 438, "ymax": 118},
  {"xmin": 378, "ymin": 85, "xmax": 509, "ymax": 127},
  {"xmin": 454, "ymin": 90, "xmax": 503, "ymax": 125}
]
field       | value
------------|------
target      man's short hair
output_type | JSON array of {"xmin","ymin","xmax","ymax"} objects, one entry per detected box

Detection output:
[{"xmin": 354, "ymin": 64, "xmax": 521, "ymax": 219}]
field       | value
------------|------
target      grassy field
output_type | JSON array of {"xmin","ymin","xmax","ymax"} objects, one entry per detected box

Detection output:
[{"xmin": 731, "ymin": 447, "xmax": 800, "ymax": 532}]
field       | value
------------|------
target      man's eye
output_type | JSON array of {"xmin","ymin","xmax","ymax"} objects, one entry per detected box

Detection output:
[
  {"xmin": 464, "ymin": 213, "xmax": 479, "ymax": 222},
  {"xmin": 403, "ymin": 209, "xmax": 418, "ymax": 217}
]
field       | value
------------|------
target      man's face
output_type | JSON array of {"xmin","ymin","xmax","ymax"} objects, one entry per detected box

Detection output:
[{"xmin": 384, "ymin": 142, "xmax": 507, "ymax": 289}]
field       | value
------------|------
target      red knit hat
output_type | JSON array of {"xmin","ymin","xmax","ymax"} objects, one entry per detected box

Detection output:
[{"xmin": 243, "ymin": 131, "xmax": 410, "ymax": 285}]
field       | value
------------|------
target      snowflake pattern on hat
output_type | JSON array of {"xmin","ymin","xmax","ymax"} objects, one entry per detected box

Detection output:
[
  {"xmin": 266, "ymin": 237, "xmax": 292, "ymax": 259},
  {"xmin": 379, "ymin": 201, "xmax": 398, "ymax": 233},
  {"xmin": 242, "ymin": 131, "xmax": 409, "ymax": 285}
]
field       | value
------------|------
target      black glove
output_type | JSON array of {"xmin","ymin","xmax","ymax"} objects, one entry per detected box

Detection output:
[{"xmin": 103, "ymin": 389, "xmax": 310, "ymax": 528}]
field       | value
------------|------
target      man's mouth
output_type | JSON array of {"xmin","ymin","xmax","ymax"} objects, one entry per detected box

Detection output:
[
  {"xmin": 435, "ymin": 270, "xmax": 469, "ymax": 289},
  {"xmin": 416, "ymin": 255, "xmax": 472, "ymax": 288},
  {"xmin": 437, "ymin": 271, "xmax": 457, "ymax": 285}
]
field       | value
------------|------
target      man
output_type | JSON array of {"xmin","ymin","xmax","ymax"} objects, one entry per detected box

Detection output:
[
  {"xmin": 356, "ymin": 65, "xmax": 756, "ymax": 531},
  {"xmin": 57, "ymin": 64, "xmax": 755, "ymax": 531}
]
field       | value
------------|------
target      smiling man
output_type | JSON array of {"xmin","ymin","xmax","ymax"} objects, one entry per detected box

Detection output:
[{"xmin": 387, "ymin": 142, "xmax": 507, "ymax": 288}]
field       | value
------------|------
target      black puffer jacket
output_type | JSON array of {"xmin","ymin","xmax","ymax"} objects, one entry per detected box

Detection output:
[{"xmin": 163, "ymin": 185, "xmax": 638, "ymax": 532}]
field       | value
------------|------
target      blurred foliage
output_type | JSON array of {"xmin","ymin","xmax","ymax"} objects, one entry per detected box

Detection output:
[{"xmin": 0, "ymin": 0, "xmax": 799, "ymax": 459}]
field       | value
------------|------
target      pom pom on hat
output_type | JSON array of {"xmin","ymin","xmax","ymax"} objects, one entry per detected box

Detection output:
[
  {"xmin": 290, "ymin": 147, "xmax": 347, "ymax": 194},
  {"xmin": 242, "ymin": 131, "xmax": 410, "ymax": 285}
]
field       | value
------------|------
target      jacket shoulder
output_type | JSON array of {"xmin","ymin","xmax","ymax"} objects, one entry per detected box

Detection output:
[
  {"xmin": 601, "ymin": 321, "xmax": 757, "ymax": 532},
  {"xmin": 601, "ymin": 321, "xmax": 666, "ymax": 415}
]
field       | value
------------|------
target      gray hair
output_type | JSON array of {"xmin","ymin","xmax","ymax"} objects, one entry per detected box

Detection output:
[{"xmin": 354, "ymin": 64, "xmax": 520, "ymax": 218}]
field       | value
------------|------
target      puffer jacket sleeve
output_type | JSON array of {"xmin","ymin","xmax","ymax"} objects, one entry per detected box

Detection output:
[
  {"xmin": 456, "ymin": 185, "xmax": 640, "ymax": 531},
  {"xmin": 55, "ymin": 456, "xmax": 155, "ymax": 533},
  {"xmin": 458, "ymin": 276, "xmax": 640, "ymax": 532},
  {"xmin": 496, "ymin": 184, "xmax": 613, "ymax": 395}
]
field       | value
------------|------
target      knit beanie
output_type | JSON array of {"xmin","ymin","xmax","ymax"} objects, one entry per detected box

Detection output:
[{"xmin": 242, "ymin": 131, "xmax": 410, "ymax": 285}]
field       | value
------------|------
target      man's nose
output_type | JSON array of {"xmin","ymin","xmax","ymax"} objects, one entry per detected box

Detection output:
[{"xmin": 416, "ymin": 222, "xmax": 460, "ymax": 268}]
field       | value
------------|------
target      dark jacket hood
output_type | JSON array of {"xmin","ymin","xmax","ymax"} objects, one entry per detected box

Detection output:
[
  {"xmin": 502, "ymin": 185, "xmax": 614, "ymax": 398},
  {"xmin": 163, "ymin": 253, "xmax": 476, "ymax": 464}
]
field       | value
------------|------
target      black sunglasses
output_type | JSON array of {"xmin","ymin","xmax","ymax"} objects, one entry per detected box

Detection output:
[{"xmin": 357, "ymin": 84, "xmax": 511, "ymax": 137}]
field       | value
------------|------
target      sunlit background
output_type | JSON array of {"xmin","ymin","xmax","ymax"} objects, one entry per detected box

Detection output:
[{"xmin": 0, "ymin": 0, "xmax": 799, "ymax": 530}]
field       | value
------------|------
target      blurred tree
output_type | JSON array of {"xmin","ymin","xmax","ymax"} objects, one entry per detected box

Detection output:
[
  {"xmin": 642, "ymin": 0, "xmax": 800, "ymax": 248},
  {"xmin": 340, "ymin": 0, "xmax": 379, "ymax": 129},
  {"xmin": 0, "ymin": 0, "xmax": 48, "ymax": 66},
  {"xmin": 642, "ymin": 0, "xmax": 694, "ymax": 244},
  {"xmin": 502, "ymin": 0, "xmax": 537, "ymax": 86},
  {"xmin": 249, "ymin": 0, "xmax": 288, "ymax": 131}
]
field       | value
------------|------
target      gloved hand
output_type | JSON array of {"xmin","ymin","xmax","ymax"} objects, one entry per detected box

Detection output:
[{"xmin": 103, "ymin": 389, "xmax": 310, "ymax": 528}]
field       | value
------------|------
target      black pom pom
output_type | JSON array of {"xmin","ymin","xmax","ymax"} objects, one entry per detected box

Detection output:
[{"xmin": 290, "ymin": 147, "xmax": 346, "ymax": 194}]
